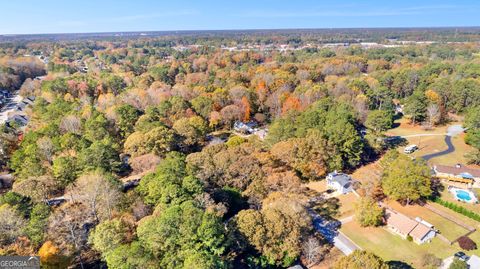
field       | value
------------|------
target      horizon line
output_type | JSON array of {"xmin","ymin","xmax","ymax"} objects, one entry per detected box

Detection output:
[{"xmin": 2, "ymin": 25, "xmax": 480, "ymax": 37}]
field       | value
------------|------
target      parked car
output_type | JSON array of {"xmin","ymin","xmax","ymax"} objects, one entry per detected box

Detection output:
[
  {"xmin": 404, "ymin": 144, "xmax": 418, "ymax": 154},
  {"xmin": 454, "ymin": 251, "xmax": 469, "ymax": 262}
]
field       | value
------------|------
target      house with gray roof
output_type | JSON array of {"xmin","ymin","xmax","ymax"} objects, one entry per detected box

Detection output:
[{"xmin": 326, "ymin": 171, "xmax": 352, "ymax": 194}]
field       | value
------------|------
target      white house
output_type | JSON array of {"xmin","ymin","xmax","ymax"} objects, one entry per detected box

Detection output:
[
  {"xmin": 326, "ymin": 171, "xmax": 352, "ymax": 194},
  {"xmin": 233, "ymin": 121, "xmax": 256, "ymax": 134}
]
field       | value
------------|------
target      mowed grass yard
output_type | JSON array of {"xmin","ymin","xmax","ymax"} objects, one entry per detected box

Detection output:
[
  {"xmin": 341, "ymin": 220, "xmax": 460, "ymax": 268},
  {"xmin": 386, "ymin": 118, "xmax": 450, "ymax": 137},
  {"xmin": 341, "ymin": 200, "xmax": 480, "ymax": 268},
  {"xmin": 428, "ymin": 202, "xmax": 480, "ymax": 257},
  {"xmin": 386, "ymin": 201, "xmax": 470, "ymax": 242}
]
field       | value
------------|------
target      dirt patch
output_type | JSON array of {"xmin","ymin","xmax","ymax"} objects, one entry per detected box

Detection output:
[{"xmin": 305, "ymin": 181, "xmax": 328, "ymax": 194}]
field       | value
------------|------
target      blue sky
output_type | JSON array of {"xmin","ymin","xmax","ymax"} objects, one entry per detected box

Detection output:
[{"xmin": 1, "ymin": 0, "xmax": 479, "ymax": 34}]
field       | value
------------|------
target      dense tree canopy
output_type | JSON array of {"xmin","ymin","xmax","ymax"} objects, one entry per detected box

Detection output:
[
  {"xmin": 381, "ymin": 151, "xmax": 432, "ymax": 204},
  {"xmin": 1, "ymin": 30, "xmax": 480, "ymax": 268},
  {"xmin": 333, "ymin": 250, "xmax": 389, "ymax": 269}
]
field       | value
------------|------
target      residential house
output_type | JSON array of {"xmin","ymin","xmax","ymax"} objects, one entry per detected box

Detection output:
[
  {"xmin": 233, "ymin": 121, "xmax": 257, "ymax": 134},
  {"xmin": 15, "ymin": 101, "xmax": 27, "ymax": 111},
  {"xmin": 433, "ymin": 164, "xmax": 480, "ymax": 186},
  {"xmin": 326, "ymin": 171, "xmax": 352, "ymax": 194},
  {"xmin": 385, "ymin": 209, "xmax": 436, "ymax": 244},
  {"xmin": 7, "ymin": 114, "xmax": 28, "ymax": 127}
]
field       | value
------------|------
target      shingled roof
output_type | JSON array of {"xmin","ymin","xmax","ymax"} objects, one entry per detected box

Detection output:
[{"xmin": 434, "ymin": 164, "xmax": 480, "ymax": 178}]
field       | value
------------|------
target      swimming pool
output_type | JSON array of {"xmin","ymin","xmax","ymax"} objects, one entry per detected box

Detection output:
[
  {"xmin": 450, "ymin": 188, "xmax": 478, "ymax": 203},
  {"xmin": 456, "ymin": 190, "xmax": 472, "ymax": 201}
]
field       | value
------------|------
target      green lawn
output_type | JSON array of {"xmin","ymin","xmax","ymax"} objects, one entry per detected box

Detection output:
[
  {"xmin": 438, "ymin": 186, "xmax": 480, "ymax": 214},
  {"xmin": 340, "ymin": 198, "xmax": 480, "ymax": 268},
  {"xmin": 428, "ymin": 202, "xmax": 480, "ymax": 252},
  {"xmin": 341, "ymin": 220, "xmax": 464, "ymax": 268}
]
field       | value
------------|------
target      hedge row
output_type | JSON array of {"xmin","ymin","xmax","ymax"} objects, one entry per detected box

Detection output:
[{"xmin": 433, "ymin": 197, "xmax": 480, "ymax": 222}]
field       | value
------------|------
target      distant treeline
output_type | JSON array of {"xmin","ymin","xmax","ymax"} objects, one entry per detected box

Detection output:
[{"xmin": 2, "ymin": 27, "xmax": 480, "ymax": 45}]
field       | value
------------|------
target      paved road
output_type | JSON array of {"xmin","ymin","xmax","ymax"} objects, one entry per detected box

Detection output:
[
  {"xmin": 334, "ymin": 231, "xmax": 359, "ymax": 256},
  {"xmin": 420, "ymin": 125, "xmax": 464, "ymax": 161},
  {"xmin": 308, "ymin": 208, "xmax": 359, "ymax": 255}
]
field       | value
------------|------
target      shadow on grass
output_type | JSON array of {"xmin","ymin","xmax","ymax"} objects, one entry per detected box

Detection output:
[
  {"xmin": 311, "ymin": 197, "xmax": 340, "ymax": 219},
  {"xmin": 387, "ymin": 260, "xmax": 414, "ymax": 269}
]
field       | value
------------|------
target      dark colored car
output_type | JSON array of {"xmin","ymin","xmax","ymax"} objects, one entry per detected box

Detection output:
[{"xmin": 454, "ymin": 251, "xmax": 469, "ymax": 261}]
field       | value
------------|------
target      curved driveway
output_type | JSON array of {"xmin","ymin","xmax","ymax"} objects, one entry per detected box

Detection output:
[
  {"xmin": 422, "ymin": 135, "xmax": 454, "ymax": 161},
  {"xmin": 405, "ymin": 125, "xmax": 464, "ymax": 161}
]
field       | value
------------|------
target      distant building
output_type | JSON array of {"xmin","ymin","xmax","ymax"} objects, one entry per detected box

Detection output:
[
  {"xmin": 7, "ymin": 114, "xmax": 28, "ymax": 127},
  {"xmin": 0, "ymin": 174, "xmax": 13, "ymax": 189},
  {"xmin": 385, "ymin": 209, "xmax": 436, "ymax": 244},
  {"xmin": 395, "ymin": 104, "xmax": 404, "ymax": 114},
  {"xmin": 233, "ymin": 121, "xmax": 257, "ymax": 134},
  {"xmin": 326, "ymin": 171, "xmax": 352, "ymax": 194}
]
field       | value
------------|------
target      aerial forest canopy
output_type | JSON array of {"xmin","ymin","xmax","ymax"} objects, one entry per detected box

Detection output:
[{"xmin": 0, "ymin": 29, "xmax": 479, "ymax": 268}]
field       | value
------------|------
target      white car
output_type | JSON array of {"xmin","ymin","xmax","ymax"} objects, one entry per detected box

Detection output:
[{"xmin": 404, "ymin": 145, "xmax": 418, "ymax": 154}]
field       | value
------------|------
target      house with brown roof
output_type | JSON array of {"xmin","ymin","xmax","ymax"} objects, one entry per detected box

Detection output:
[
  {"xmin": 385, "ymin": 209, "xmax": 436, "ymax": 244},
  {"xmin": 433, "ymin": 164, "xmax": 480, "ymax": 186}
]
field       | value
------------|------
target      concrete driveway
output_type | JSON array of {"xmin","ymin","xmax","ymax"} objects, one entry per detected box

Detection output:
[{"xmin": 440, "ymin": 256, "xmax": 453, "ymax": 269}]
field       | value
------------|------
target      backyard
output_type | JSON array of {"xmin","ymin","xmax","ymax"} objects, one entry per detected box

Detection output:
[
  {"xmin": 438, "ymin": 186, "xmax": 480, "ymax": 213},
  {"xmin": 340, "ymin": 199, "xmax": 480, "ymax": 268},
  {"xmin": 304, "ymin": 181, "xmax": 358, "ymax": 219},
  {"xmin": 386, "ymin": 201, "xmax": 471, "ymax": 242},
  {"xmin": 341, "ymin": 220, "xmax": 459, "ymax": 268}
]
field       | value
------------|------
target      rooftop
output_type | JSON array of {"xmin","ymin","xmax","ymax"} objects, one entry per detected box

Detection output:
[
  {"xmin": 434, "ymin": 164, "xmax": 480, "ymax": 178},
  {"xmin": 327, "ymin": 172, "xmax": 351, "ymax": 187},
  {"xmin": 409, "ymin": 222, "xmax": 432, "ymax": 241},
  {"xmin": 385, "ymin": 209, "xmax": 434, "ymax": 241},
  {"xmin": 386, "ymin": 209, "xmax": 418, "ymax": 235}
]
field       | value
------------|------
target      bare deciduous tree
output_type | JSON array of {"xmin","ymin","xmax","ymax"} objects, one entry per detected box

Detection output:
[
  {"xmin": 0, "ymin": 205, "xmax": 26, "ymax": 245},
  {"xmin": 66, "ymin": 172, "xmax": 121, "ymax": 223},
  {"xmin": 60, "ymin": 115, "xmax": 82, "ymax": 135},
  {"xmin": 48, "ymin": 202, "xmax": 92, "ymax": 269},
  {"xmin": 302, "ymin": 236, "xmax": 325, "ymax": 267},
  {"xmin": 426, "ymin": 103, "xmax": 440, "ymax": 128},
  {"xmin": 37, "ymin": 137, "xmax": 54, "ymax": 163}
]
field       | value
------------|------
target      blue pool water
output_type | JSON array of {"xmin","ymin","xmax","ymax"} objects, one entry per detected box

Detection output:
[{"xmin": 456, "ymin": 190, "xmax": 472, "ymax": 201}]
